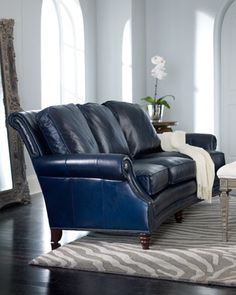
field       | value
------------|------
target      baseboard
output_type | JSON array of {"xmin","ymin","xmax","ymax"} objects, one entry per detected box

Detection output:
[{"xmin": 27, "ymin": 174, "xmax": 41, "ymax": 195}]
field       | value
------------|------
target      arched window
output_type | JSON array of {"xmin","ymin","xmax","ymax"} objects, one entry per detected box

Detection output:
[
  {"xmin": 194, "ymin": 11, "xmax": 214, "ymax": 133},
  {"xmin": 122, "ymin": 19, "xmax": 132, "ymax": 103},
  {"xmin": 41, "ymin": 0, "xmax": 85, "ymax": 108}
]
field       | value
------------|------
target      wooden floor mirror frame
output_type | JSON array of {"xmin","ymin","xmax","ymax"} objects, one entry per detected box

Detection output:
[{"xmin": 0, "ymin": 19, "xmax": 30, "ymax": 209}]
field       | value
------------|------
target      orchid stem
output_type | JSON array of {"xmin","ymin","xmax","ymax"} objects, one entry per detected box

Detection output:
[{"xmin": 154, "ymin": 78, "xmax": 158, "ymax": 101}]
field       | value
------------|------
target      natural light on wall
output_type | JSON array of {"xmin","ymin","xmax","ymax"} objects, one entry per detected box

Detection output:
[
  {"xmin": 41, "ymin": 0, "xmax": 85, "ymax": 108},
  {"xmin": 194, "ymin": 11, "xmax": 214, "ymax": 133},
  {"xmin": 122, "ymin": 19, "xmax": 132, "ymax": 103}
]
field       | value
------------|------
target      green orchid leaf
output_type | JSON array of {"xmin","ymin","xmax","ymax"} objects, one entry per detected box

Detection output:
[
  {"xmin": 159, "ymin": 95, "xmax": 175, "ymax": 101},
  {"xmin": 161, "ymin": 101, "xmax": 171, "ymax": 108},
  {"xmin": 155, "ymin": 98, "xmax": 170, "ymax": 108},
  {"xmin": 141, "ymin": 96, "xmax": 156, "ymax": 104},
  {"xmin": 156, "ymin": 98, "xmax": 164, "ymax": 104},
  {"xmin": 141, "ymin": 94, "xmax": 174, "ymax": 108}
]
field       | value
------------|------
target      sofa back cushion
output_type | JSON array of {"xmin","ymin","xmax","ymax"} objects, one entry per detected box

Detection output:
[
  {"xmin": 36, "ymin": 104, "xmax": 99, "ymax": 154},
  {"xmin": 104, "ymin": 101, "xmax": 161, "ymax": 157},
  {"xmin": 78, "ymin": 103, "xmax": 130, "ymax": 155}
]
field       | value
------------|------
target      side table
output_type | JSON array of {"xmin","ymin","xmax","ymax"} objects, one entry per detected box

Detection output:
[
  {"xmin": 217, "ymin": 162, "xmax": 236, "ymax": 242},
  {"xmin": 152, "ymin": 121, "xmax": 178, "ymax": 133}
]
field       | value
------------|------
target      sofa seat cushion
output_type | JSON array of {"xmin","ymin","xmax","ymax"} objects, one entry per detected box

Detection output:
[
  {"xmin": 104, "ymin": 101, "xmax": 161, "ymax": 157},
  {"xmin": 78, "ymin": 103, "xmax": 130, "ymax": 155},
  {"xmin": 146, "ymin": 150, "xmax": 225, "ymax": 172},
  {"xmin": 133, "ymin": 162, "xmax": 169, "ymax": 196},
  {"xmin": 135, "ymin": 154, "xmax": 196, "ymax": 185},
  {"xmin": 36, "ymin": 104, "xmax": 99, "ymax": 154},
  {"xmin": 140, "ymin": 150, "xmax": 225, "ymax": 193}
]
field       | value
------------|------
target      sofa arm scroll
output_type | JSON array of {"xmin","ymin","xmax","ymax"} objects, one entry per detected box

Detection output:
[
  {"xmin": 33, "ymin": 153, "xmax": 131, "ymax": 180},
  {"xmin": 186, "ymin": 133, "xmax": 217, "ymax": 150}
]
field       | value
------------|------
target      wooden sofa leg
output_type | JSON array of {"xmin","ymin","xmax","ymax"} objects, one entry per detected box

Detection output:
[
  {"xmin": 139, "ymin": 233, "xmax": 151, "ymax": 250},
  {"xmin": 175, "ymin": 210, "xmax": 183, "ymax": 223},
  {"xmin": 51, "ymin": 229, "xmax": 62, "ymax": 246}
]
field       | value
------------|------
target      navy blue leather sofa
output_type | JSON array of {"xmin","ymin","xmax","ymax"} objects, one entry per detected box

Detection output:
[{"xmin": 8, "ymin": 101, "xmax": 225, "ymax": 249}]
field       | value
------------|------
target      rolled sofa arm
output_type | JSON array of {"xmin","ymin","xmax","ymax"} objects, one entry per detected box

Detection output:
[
  {"xmin": 186, "ymin": 133, "xmax": 217, "ymax": 150},
  {"xmin": 33, "ymin": 153, "xmax": 132, "ymax": 180}
]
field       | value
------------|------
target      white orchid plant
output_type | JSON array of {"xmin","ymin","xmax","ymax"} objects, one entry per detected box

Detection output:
[{"xmin": 142, "ymin": 55, "xmax": 175, "ymax": 108}]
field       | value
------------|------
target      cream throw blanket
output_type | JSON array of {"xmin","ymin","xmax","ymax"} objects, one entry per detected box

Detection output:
[{"xmin": 158, "ymin": 131, "xmax": 215, "ymax": 202}]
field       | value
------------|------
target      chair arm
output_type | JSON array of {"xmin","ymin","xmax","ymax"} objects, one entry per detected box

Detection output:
[
  {"xmin": 186, "ymin": 133, "xmax": 217, "ymax": 150},
  {"xmin": 33, "ymin": 153, "xmax": 132, "ymax": 180}
]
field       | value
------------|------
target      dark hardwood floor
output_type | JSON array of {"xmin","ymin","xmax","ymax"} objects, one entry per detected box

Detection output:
[{"xmin": 0, "ymin": 194, "xmax": 236, "ymax": 295}]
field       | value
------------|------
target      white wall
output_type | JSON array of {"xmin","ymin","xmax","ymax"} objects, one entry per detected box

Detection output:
[
  {"xmin": 80, "ymin": 0, "xmax": 97, "ymax": 102},
  {"xmin": 132, "ymin": 0, "xmax": 147, "ymax": 103},
  {"xmin": 145, "ymin": 0, "xmax": 224, "ymax": 132},
  {"xmin": 95, "ymin": 0, "xmax": 147, "ymax": 104},
  {"xmin": 96, "ymin": 0, "xmax": 132, "ymax": 103}
]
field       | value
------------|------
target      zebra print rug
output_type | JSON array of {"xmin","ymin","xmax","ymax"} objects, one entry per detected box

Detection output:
[{"xmin": 30, "ymin": 196, "xmax": 236, "ymax": 287}]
